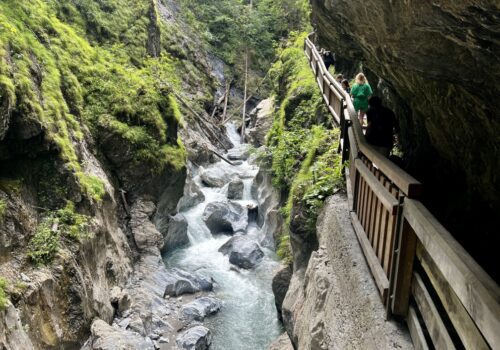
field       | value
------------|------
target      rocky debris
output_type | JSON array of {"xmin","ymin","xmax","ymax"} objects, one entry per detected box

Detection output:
[
  {"xmin": 110, "ymin": 287, "xmax": 131, "ymax": 314},
  {"xmin": 219, "ymin": 235, "xmax": 264, "ymax": 269},
  {"xmin": 164, "ymin": 268, "xmax": 214, "ymax": 297},
  {"xmin": 83, "ymin": 319, "xmax": 154, "ymax": 350},
  {"xmin": 246, "ymin": 98, "xmax": 274, "ymax": 147},
  {"xmin": 176, "ymin": 326, "xmax": 212, "ymax": 350},
  {"xmin": 272, "ymin": 265, "xmax": 292, "ymax": 320},
  {"xmin": 180, "ymin": 297, "xmax": 222, "ymax": 324},
  {"xmin": 227, "ymin": 178, "xmax": 244, "ymax": 200},
  {"xmin": 130, "ymin": 200, "xmax": 163, "ymax": 253},
  {"xmin": 267, "ymin": 333, "xmax": 294, "ymax": 350},
  {"xmin": 199, "ymin": 166, "xmax": 233, "ymax": 188},
  {"xmin": 202, "ymin": 201, "xmax": 248, "ymax": 234},
  {"xmin": 177, "ymin": 176, "xmax": 205, "ymax": 212},
  {"xmin": 163, "ymin": 213, "xmax": 189, "ymax": 253}
]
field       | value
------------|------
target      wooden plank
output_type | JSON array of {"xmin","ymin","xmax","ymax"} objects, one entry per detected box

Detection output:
[
  {"xmin": 345, "ymin": 167, "xmax": 354, "ymax": 210},
  {"xmin": 368, "ymin": 191, "xmax": 378, "ymax": 244},
  {"xmin": 372, "ymin": 199, "xmax": 383, "ymax": 256},
  {"xmin": 405, "ymin": 199, "xmax": 500, "ymax": 347},
  {"xmin": 377, "ymin": 208, "xmax": 388, "ymax": 263},
  {"xmin": 355, "ymin": 159, "xmax": 399, "ymax": 214},
  {"xmin": 412, "ymin": 272, "xmax": 456, "ymax": 350},
  {"xmin": 407, "ymin": 305, "xmax": 430, "ymax": 350},
  {"xmin": 365, "ymin": 184, "xmax": 375, "ymax": 241},
  {"xmin": 383, "ymin": 213, "xmax": 396, "ymax": 275},
  {"xmin": 328, "ymin": 105, "xmax": 341, "ymax": 125},
  {"xmin": 416, "ymin": 243, "xmax": 490, "ymax": 350},
  {"xmin": 351, "ymin": 212, "xmax": 389, "ymax": 302},
  {"xmin": 349, "ymin": 115, "xmax": 422, "ymax": 198},
  {"xmin": 391, "ymin": 219, "xmax": 417, "ymax": 316}
]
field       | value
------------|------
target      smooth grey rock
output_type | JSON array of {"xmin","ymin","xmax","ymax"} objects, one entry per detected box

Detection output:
[
  {"xmin": 219, "ymin": 236, "xmax": 264, "ymax": 269},
  {"xmin": 227, "ymin": 150, "xmax": 249, "ymax": 161},
  {"xmin": 246, "ymin": 98, "xmax": 274, "ymax": 147},
  {"xmin": 227, "ymin": 178, "xmax": 244, "ymax": 200},
  {"xmin": 180, "ymin": 297, "xmax": 222, "ymax": 324},
  {"xmin": 164, "ymin": 268, "xmax": 214, "ymax": 297},
  {"xmin": 163, "ymin": 213, "xmax": 189, "ymax": 252},
  {"xmin": 202, "ymin": 201, "xmax": 248, "ymax": 234},
  {"xmin": 176, "ymin": 326, "xmax": 212, "ymax": 350},
  {"xmin": 86, "ymin": 319, "xmax": 154, "ymax": 350},
  {"xmin": 272, "ymin": 265, "xmax": 292, "ymax": 320},
  {"xmin": 267, "ymin": 333, "xmax": 294, "ymax": 350},
  {"xmin": 199, "ymin": 167, "xmax": 232, "ymax": 187},
  {"xmin": 130, "ymin": 200, "xmax": 163, "ymax": 253},
  {"xmin": 177, "ymin": 177, "xmax": 205, "ymax": 212}
]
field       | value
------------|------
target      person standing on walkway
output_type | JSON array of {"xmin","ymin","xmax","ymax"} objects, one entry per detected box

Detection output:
[
  {"xmin": 365, "ymin": 96, "xmax": 398, "ymax": 157},
  {"xmin": 341, "ymin": 79, "xmax": 351, "ymax": 94},
  {"xmin": 322, "ymin": 50, "xmax": 335, "ymax": 71},
  {"xmin": 350, "ymin": 73, "xmax": 372, "ymax": 126}
]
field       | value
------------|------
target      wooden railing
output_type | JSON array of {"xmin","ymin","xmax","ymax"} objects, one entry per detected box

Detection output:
[{"xmin": 304, "ymin": 33, "xmax": 500, "ymax": 349}]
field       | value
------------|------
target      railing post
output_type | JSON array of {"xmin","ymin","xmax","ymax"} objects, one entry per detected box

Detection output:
[{"xmin": 387, "ymin": 200, "xmax": 417, "ymax": 318}]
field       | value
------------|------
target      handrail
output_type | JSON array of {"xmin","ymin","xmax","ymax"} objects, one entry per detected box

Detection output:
[
  {"xmin": 305, "ymin": 33, "xmax": 421, "ymax": 198},
  {"xmin": 304, "ymin": 32, "xmax": 500, "ymax": 349}
]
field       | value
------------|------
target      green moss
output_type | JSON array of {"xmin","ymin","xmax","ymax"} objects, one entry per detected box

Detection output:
[
  {"xmin": 28, "ymin": 201, "xmax": 90, "ymax": 265},
  {"xmin": 0, "ymin": 179, "xmax": 23, "ymax": 195},
  {"xmin": 0, "ymin": 277, "xmax": 8, "ymax": 311},
  {"xmin": 77, "ymin": 174, "xmax": 106, "ymax": 202},
  {"xmin": 266, "ymin": 32, "xmax": 344, "ymax": 262}
]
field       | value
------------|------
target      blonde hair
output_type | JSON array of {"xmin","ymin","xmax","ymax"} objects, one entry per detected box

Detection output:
[{"xmin": 355, "ymin": 73, "xmax": 367, "ymax": 85}]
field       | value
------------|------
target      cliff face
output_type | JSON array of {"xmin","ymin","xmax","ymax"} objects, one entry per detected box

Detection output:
[{"xmin": 311, "ymin": 0, "xmax": 500, "ymax": 277}]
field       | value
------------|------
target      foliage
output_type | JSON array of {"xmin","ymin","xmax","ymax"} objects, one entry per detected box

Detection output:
[
  {"xmin": 266, "ymin": 33, "xmax": 344, "ymax": 262},
  {"xmin": 28, "ymin": 201, "xmax": 90, "ymax": 265},
  {"xmin": 0, "ymin": 278, "xmax": 8, "ymax": 311},
  {"xmin": 0, "ymin": 0, "xmax": 191, "ymax": 203}
]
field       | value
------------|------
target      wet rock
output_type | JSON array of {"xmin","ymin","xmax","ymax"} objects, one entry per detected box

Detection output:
[
  {"xmin": 272, "ymin": 265, "xmax": 292, "ymax": 320},
  {"xmin": 180, "ymin": 297, "xmax": 222, "ymax": 324},
  {"xmin": 163, "ymin": 213, "xmax": 189, "ymax": 252},
  {"xmin": 176, "ymin": 326, "xmax": 212, "ymax": 350},
  {"xmin": 227, "ymin": 149, "xmax": 249, "ymax": 161},
  {"xmin": 219, "ymin": 235, "xmax": 264, "ymax": 269},
  {"xmin": 164, "ymin": 268, "xmax": 214, "ymax": 297},
  {"xmin": 202, "ymin": 201, "xmax": 248, "ymax": 234},
  {"xmin": 177, "ymin": 176, "xmax": 205, "ymax": 212},
  {"xmin": 0, "ymin": 303, "xmax": 35, "ymax": 349},
  {"xmin": 130, "ymin": 200, "xmax": 163, "ymax": 253},
  {"xmin": 227, "ymin": 178, "xmax": 244, "ymax": 200},
  {"xmin": 84, "ymin": 319, "xmax": 154, "ymax": 350},
  {"xmin": 199, "ymin": 166, "xmax": 232, "ymax": 187},
  {"xmin": 246, "ymin": 98, "xmax": 275, "ymax": 147}
]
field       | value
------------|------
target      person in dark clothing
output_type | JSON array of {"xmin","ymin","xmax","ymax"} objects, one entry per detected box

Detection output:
[
  {"xmin": 341, "ymin": 79, "xmax": 351, "ymax": 93},
  {"xmin": 322, "ymin": 50, "xmax": 335, "ymax": 70},
  {"xmin": 365, "ymin": 96, "xmax": 398, "ymax": 157}
]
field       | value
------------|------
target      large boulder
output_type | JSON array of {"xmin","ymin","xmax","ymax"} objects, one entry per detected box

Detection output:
[
  {"xmin": 180, "ymin": 297, "xmax": 222, "ymax": 324},
  {"xmin": 164, "ymin": 268, "xmax": 214, "ymax": 297},
  {"xmin": 199, "ymin": 166, "xmax": 233, "ymax": 188},
  {"xmin": 177, "ymin": 177, "xmax": 205, "ymax": 212},
  {"xmin": 272, "ymin": 265, "xmax": 292, "ymax": 320},
  {"xmin": 162, "ymin": 213, "xmax": 189, "ymax": 253},
  {"xmin": 227, "ymin": 178, "xmax": 244, "ymax": 200},
  {"xmin": 202, "ymin": 201, "xmax": 248, "ymax": 234},
  {"xmin": 129, "ymin": 200, "xmax": 163, "ymax": 253},
  {"xmin": 84, "ymin": 319, "xmax": 154, "ymax": 350},
  {"xmin": 227, "ymin": 149, "xmax": 249, "ymax": 161},
  {"xmin": 267, "ymin": 333, "xmax": 294, "ymax": 350},
  {"xmin": 218, "ymin": 236, "xmax": 264, "ymax": 269},
  {"xmin": 176, "ymin": 326, "xmax": 212, "ymax": 350},
  {"xmin": 246, "ymin": 98, "xmax": 274, "ymax": 147}
]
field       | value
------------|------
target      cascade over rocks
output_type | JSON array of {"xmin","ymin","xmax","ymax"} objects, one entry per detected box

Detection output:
[
  {"xmin": 162, "ymin": 213, "xmax": 189, "ymax": 253},
  {"xmin": 180, "ymin": 297, "xmax": 222, "ymax": 324},
  {"xmin": 202, "ymin": 201, "xmax": 248, "ymax": 234},
  {"xmin": 176, "ymin": 326, "xmax": 212, "ymax": 350},
  {"xmin": 218, "ymin": 235, "xmax": 265, "ymax": 269},
  {"xmin": 176, "ymin": 175, "xmax": 205, "ymax": 212}
]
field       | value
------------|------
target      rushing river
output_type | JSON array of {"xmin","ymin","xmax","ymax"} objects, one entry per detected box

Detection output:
[{"xmin": 163, "ymin": 124, "xmax": 283, "ymax": 349}]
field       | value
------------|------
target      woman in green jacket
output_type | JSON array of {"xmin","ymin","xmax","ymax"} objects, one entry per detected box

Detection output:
[{"xmin": 350, "ymin": 73, "xmax": 372, "ymax": 126}]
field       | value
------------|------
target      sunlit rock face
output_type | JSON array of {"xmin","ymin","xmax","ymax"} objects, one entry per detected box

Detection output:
[{"xmin": 311, "ymin": 0, "xmax": 500, "ymax": 279}]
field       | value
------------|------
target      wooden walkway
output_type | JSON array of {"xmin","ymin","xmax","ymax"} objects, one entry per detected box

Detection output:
[{"xmin": 304, "ymin": 33, "xmax": 500, "ymax": 350}]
